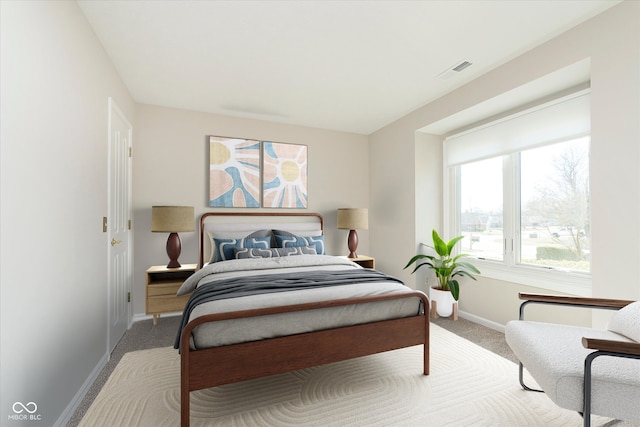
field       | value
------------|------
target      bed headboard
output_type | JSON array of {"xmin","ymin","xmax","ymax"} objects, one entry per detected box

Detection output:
[{"xmin": 199, "ymin": 212, "xmax": 324, "ymax": 267}]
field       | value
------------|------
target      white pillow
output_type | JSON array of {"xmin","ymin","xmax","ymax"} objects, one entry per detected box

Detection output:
[{"xmin": 607, "ymin": 301, "xmax": 640, "ymax": 342}]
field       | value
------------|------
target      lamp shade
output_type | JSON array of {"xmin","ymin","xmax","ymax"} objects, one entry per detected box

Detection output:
[
  {"xmin": 151, "ymin": 206, "xmax": 194, "ymax": 232},
  {"xmin": 337, "ymin": 208, "xmax": 368, "ymax": 230}
]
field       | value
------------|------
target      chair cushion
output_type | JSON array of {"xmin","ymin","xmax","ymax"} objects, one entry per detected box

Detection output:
[
  {"xmin": 505, "ymin": 320, "xmax": 640, "ymax": 422},
  {"xmin": 607, "ymin": 301, "xmax": 640, "ymax": 342}
]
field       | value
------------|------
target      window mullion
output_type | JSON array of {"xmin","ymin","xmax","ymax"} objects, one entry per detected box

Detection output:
[{"xmin": 502, "ymin": 154, "xmax": 517, "ymax": 266}]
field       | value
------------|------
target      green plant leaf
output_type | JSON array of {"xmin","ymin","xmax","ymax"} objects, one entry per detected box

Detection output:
[
  {"xmin": 432, "ymin": 230, "xmax": 449, "ymax": 256},
  {"xmin": 446, "ymin": 235, "xmax": 464, "ymax": 255},
  {"xmin": 451, "ymin": 253, "xmax": 470, "ymax": 262},
  {"xmin": 403, "ymin": 254, "xmax": 437, "ymax": 275},
  {"xmin": 455, "ymin": 261, "xmax": 481, "ymax": 274},
  {"xmin": 449, "ymin": 280, "xmax": 460, "ymax": 300},
  {"xmin": 453, "ymin": 270, "xmax": 478, "ymax": 281},
  {"xmin": 403, "ymin": 254, "xmax": 426, "ymax": 269},
  {"xmin": 409, "ymin": 262, "xmax": 435, "ymax": 275}
]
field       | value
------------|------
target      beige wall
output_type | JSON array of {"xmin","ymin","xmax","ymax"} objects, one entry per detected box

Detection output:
[
  {"xmin": 131, "ymin": 104, "xmax": 369, "ymax": 315},
  {"xmin": 0, "ymin": 1, "xmax": 135, "ymax": 424},
  {"xmin": 370, "ymin": 0, "xmax": 640, "ymax": 327}
]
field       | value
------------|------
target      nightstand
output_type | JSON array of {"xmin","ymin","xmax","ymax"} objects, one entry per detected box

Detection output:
[
  {"xmin": 342, "ymin": 255, "xmax": 375, "ymax": 269},
  {"xmin": 146, "ymin": 264, "xmax": 197, "ymax": 325}
]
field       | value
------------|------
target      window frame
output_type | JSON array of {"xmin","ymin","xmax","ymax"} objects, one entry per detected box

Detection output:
[{"xmin": 443, "ymin": 91, "xmax": 592, "ymax": 296}]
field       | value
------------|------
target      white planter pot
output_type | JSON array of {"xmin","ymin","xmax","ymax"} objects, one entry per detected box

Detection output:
[{"xmin": 429, "ymin": 287, "xmax": 457, "ymax": 318}]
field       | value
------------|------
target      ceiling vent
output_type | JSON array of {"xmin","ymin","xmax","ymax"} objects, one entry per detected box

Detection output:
[{"xmin": 437, "ymin": 60, "xmax": 473, "ymax": 80}]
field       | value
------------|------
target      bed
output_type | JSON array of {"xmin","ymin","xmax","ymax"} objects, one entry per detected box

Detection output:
[{"xmin": 177, "ymin": 212, "xmax": 430, "ymax": 426}]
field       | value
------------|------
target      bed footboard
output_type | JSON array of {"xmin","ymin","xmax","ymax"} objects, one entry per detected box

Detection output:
[{"xmin": 180, "ymin": 291, "xmax": 430, "ymax": 427}]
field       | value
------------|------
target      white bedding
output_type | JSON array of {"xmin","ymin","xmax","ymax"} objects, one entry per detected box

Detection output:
[{"xmin": 178, "ymin": 255, "xmax": 423, "ymax": 350}]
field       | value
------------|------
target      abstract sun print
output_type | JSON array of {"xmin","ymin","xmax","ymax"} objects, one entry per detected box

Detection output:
[
  {"xmin": 262, "ymin": 142, "xmax": 308, "ymax": 208},
  {"xmin": 209, "ymin": 136, "xmax": 261, "ymax": 208},
  {"xmin": 208, "ymin": 136, "xmax": 308, "ymax": 208}
]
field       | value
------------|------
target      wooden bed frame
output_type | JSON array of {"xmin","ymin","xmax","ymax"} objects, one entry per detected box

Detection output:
[{"xmin": 180, "ymin": 212, "xmax": 430, "ymax": 426}]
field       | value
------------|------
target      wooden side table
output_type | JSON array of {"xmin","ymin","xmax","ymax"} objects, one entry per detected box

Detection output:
[
  {"xmin": 146, "ymin": 264, "xmax": 197, "ymax": 325},
  {"xmin": 341, "ymin": 255, "xmax": 375, "ymax": 269}
]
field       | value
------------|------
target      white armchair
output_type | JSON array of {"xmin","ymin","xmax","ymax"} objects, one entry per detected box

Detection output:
[{"xmin": 505, "ymin": 293, "xmax": 640, "ymax": 427}]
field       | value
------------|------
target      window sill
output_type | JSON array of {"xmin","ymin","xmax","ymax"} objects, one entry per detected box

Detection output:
[{"xmin": 472, "ymin": 258, "xmax": 592, "ymax": 296}]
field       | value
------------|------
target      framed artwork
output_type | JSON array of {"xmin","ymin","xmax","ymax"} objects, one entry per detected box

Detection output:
[
  {"xmin": 208, "ymin": 136, "xmax": 261, "ymax": 208},
  {"xmin": 262, "ymin": 141, "xmax": 308, "ymax": 208}
]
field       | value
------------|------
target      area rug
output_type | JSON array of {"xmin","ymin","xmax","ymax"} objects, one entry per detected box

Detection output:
[{"xmin": 79, "ymin": 324, "xmax": 616, "ymax": 426}]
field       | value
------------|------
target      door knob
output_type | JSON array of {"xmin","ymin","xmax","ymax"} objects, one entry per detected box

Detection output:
[{"xmin": 111, "ymin": 238, "xmax": 122, "ymax": 246}]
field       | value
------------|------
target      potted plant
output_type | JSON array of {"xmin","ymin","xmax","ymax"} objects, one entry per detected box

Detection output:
[{"xmin": 404, "ymin": 229, "xmax": 480, "ymax": 317}]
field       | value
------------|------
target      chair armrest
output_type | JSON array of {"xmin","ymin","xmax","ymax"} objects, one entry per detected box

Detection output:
[
  {"xmin": 519, "ymin": 293, "xmax": 634, "ymax": 309},
  {"xmin": 517, "ymin": 293, "xmax": 635, "ymax": 320},
  {"xmin": 582, "ymin": 337, "xmax": 640, "ymax": 356}
]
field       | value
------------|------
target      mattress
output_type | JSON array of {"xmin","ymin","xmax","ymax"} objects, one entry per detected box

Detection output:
[{"xmin": 176, "ymin": 255, "xmax": 423, "ymax": 350}]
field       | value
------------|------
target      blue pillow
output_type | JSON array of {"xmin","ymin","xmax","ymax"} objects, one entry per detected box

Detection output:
[
  {"xmin": 275, "ymin": 234, "xmax": 325, "ymax": 255},
  {"xmin": 213, "ymin": 237, "xmax": 271, "ymax": 262},
  {"xmin": 234, "ymin": 246, "xmax": 317, "ymax": 259}
]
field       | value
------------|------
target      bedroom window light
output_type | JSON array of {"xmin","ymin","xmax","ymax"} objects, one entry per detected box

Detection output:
[
  {"xmin": 444, "ymin": 88, "xmax": 591, "ymax": 294},
  {"xmin": 519, "ymin": 137, "xmax": 590, "ymax": 272},
  {"xmin": 459, "ymin": 156, "xmax": 504, "ymax": 261}
]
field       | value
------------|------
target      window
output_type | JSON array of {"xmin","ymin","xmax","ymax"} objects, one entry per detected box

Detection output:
[
  {"xmin": 459, "ymin": 157, "xmax": 503, "ymax": 261},
  {"xmin": 520, "ymin": 138, "xmax": 590, "ymax": 272},
  {"xmin": 445, "ymin": 89, "xmax": 591, "ymax": 294}
]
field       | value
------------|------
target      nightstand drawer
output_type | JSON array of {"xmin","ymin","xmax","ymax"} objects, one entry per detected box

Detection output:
[
  {"xmin": 147, "ymin": 294, "xmax": 191, "ymax": 314},
  {"xmin": 147, "ymin": 281, "xmax": 184, "ymax": 297}
]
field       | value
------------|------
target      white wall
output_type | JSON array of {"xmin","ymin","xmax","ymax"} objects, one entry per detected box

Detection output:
[
  {"xmin": 0, "ymin": 1, "xmax": 134, "ymax": 425},
  {"xmin": 370, "ymin": 0, "xmax": 640, "ymax": 326},
  {"xmin": 131, "ymin": 104, "xmax": 370, "ymax": 316}
]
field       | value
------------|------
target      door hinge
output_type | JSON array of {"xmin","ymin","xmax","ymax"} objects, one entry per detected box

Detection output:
[
  {"xmin": 128, "ymin": 147, "xmax": 132, "ymax": 158},
  {"xmin": 102, "ymin": 217, "xmax": 108, "ymax": 232},
  {"xmin": 127, "ymin": 292, "xmax": 131, "ymax": 303},
  {"xmin": 128, "ymin": 219, "xmax": 132, "ymax": 230}
]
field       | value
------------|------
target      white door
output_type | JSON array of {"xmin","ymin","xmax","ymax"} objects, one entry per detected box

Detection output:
[{"xmin": 108, "ymin": 97, "xmax": 132, "ymax": 353}]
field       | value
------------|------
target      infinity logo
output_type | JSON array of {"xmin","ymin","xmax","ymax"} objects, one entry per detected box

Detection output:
[{"xmin": 12, "ymin": 401, "xmax": 38, "ymax": 414}]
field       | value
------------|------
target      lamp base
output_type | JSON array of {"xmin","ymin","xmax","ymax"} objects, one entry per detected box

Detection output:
[
  {"xmin": 347, "ymin": 229, "xmax": 358, "ymax": 259},
  {"xmin": 166, "ymin": 232, "xmax": 182, "ymax": 269},
  {"xmin": 166, "ymin": 260, "xmax": 182, "ymax": 269}
]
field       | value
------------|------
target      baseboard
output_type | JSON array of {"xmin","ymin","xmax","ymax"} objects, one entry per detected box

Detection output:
[
  {"xmin": 132, "ymin": 312, "xmax": 153, "ymax": 323},
  {"xmin": 53, "ymin": 351, "xmax": 109, "ymax": 427},
  {"xmin": 132, "ymin": 311, "xmax": 183, "ymax": 324},
  {"xmin": 458, "ymin": 310, "xmax": 506, "ymax": 334}
]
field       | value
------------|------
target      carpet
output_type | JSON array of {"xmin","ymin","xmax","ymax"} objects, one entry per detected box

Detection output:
[{"xmin": 79, "ymin": 324, "xmax": 615, "ymax": 426}]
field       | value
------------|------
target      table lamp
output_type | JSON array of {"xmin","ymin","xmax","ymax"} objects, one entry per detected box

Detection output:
[
  {"xmin": 337, "ymin": 208, "xmax": 368, "ymax": 258},
  {"xmin": 151, "ymin": 206, "xmax": 194, "ymax": 268}
]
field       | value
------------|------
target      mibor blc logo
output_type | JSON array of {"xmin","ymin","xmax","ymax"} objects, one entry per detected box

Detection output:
[{"xmin": 9, "ymin": 401, "xmax": 41, "ymax": 421}]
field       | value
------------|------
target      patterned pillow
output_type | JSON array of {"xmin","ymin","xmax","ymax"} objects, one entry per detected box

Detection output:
[
  {"xmin": 212, "ymin": 237, "xmax": 271, "ymax": 262},
  {"xmin": 272, "ymin": 229, "xmax": 323, "ymax": 237},
  {"xmin": 244, "ymin": 229, "xmax": 272, "ymax": 239},
  {"xmin": 274, "ymin": 234, "xmax": 325, "ymax": 255},
  {"xmin": 234, "ymin": 246, "xmax": 317, "ymax": 259},
  {"xmin": 208, "ymin": 230, "xmax": 272, "ymax": 263}
]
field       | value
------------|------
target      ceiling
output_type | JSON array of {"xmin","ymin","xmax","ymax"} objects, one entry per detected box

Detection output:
[{"xmin": 78, "ymin": 0, "xmax": 619, "ymax": 135}]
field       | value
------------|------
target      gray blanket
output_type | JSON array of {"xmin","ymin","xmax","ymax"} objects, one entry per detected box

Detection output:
[{"xmin": 174, "ymin": 268, "xmax": 404, "ymax": 349}]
